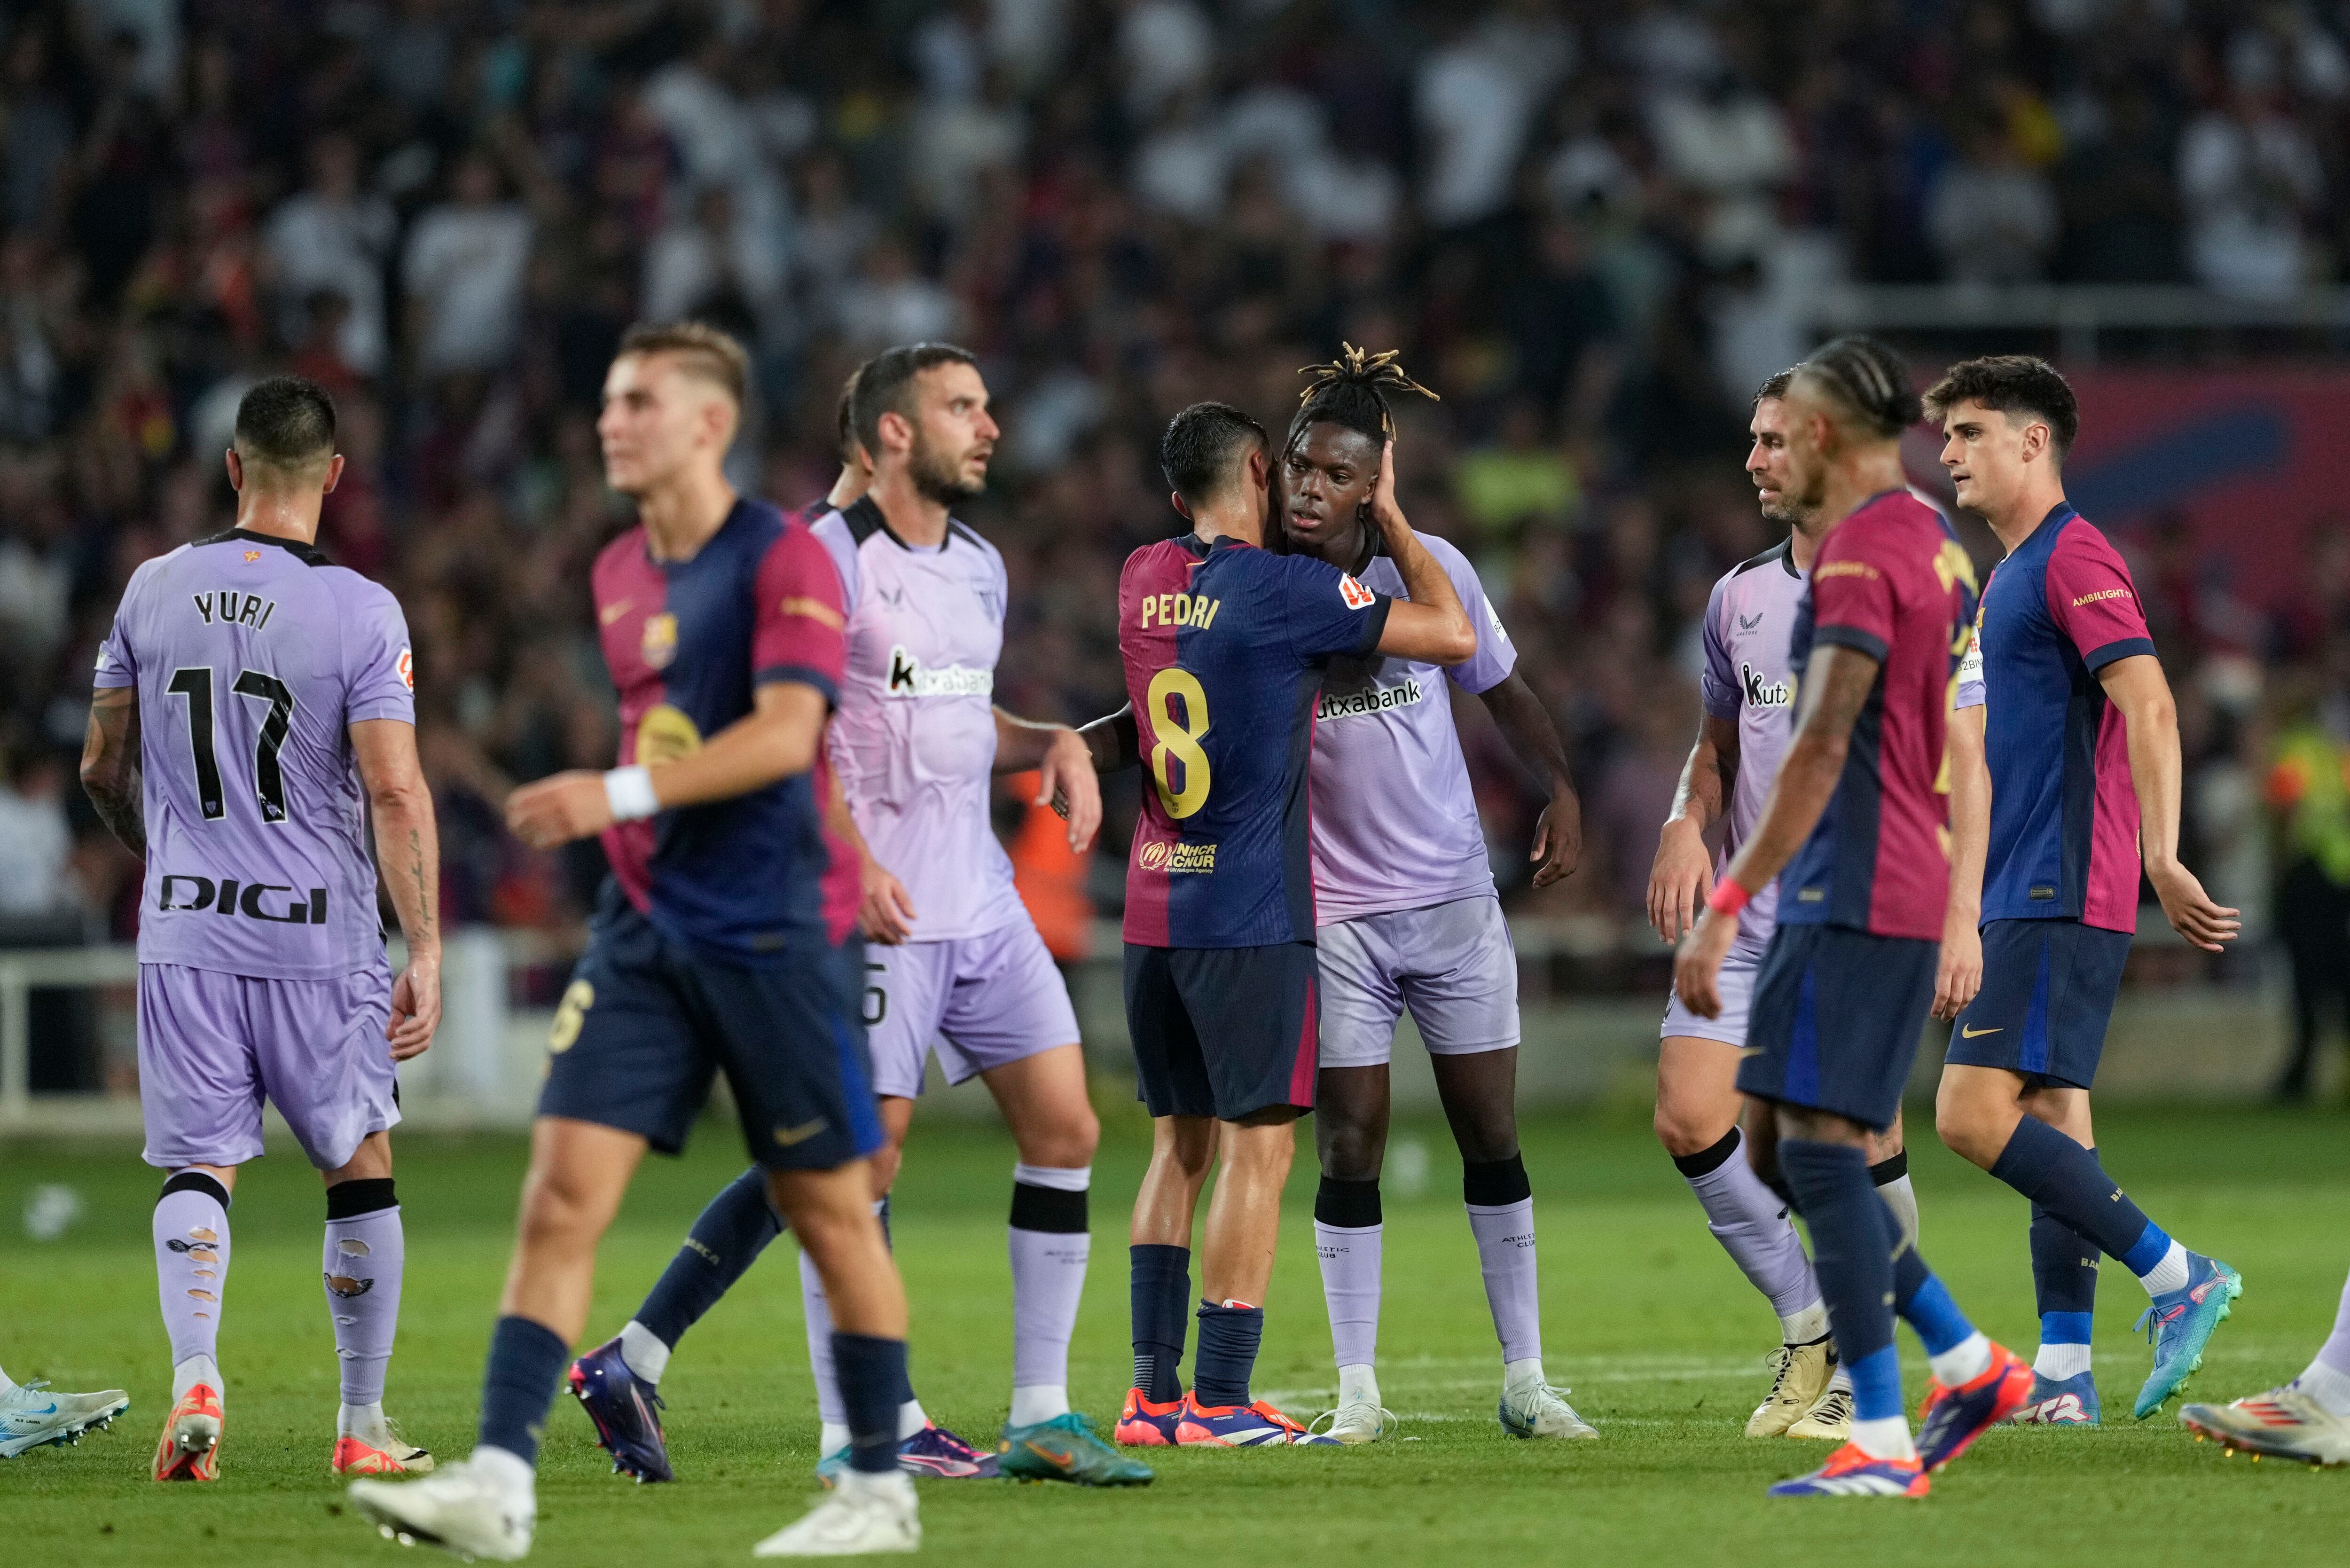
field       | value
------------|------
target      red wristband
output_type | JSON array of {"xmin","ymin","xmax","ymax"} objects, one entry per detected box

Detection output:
[{"xmin": 1706, "ymin": 878, "xmax": 1752, "ymax": 917}]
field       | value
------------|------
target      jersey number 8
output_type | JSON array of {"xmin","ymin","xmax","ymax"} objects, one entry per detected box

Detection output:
[{"xmin": 1145, "ymin": 667, "xmax": 1211, "ymax": 819}]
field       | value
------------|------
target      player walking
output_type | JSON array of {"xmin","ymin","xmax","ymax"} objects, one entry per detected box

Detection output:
[
  {"xmin": 1649, "ymin": 369, "xmax": 1982, "ymax": 1442},
  {"xmin": 1676, "ymin": 337, "xmax": 2033, "ymax": 1498},
  {"xmin": 1265, "ymin": 349, "xmax": 1594, "ymax": 1444},
  {"xmin": 81, "ymin": 376, "xmax": 442, "ymax": 1483},
  {"xmin": 567, "ymin": 343, "xmax": 1140, "ymax": 1489},
  {"xmin": 1925, "ymin": 356, "xmax": 2242, "ymax": 1424},
  {"xmin": 1100, "ymin": 399, "xmax": 1476, "ymax": 1448},
  {"xmin": 346, "ymin": 324, "xmax": 920, "ymax": 1559}
]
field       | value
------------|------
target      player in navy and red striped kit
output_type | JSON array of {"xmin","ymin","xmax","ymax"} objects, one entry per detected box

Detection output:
[
  {"xmin": 347, "ymin": 325, "xmax": 919, "ymax": 1560},
  {"xmin": 1089, "ymin": 399, "xmax": 1478, "ymax": 1447},
  {"xmin": 1676, "ymin": 337, "xmax": 2031, "ymax": 1498},
  {"xmin": 1925, "ymin": 357, "xmax": 2242, "ymax": 1427}
]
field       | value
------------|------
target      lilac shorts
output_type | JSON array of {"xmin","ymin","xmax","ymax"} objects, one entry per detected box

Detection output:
[
  {"xmin": 138, "ymin": 962, "xmax": 398, "ymax": 1171},
  {"xmin": 1659, "ymin": 941, "xmax": 1766, "ymax": 1047},
  {"xmin": 1316, "ymin": 895, "xmax": 1520, "ymax": 1069},
  {"xmin": 862, "ymin": 918, "xmax": 1079, "ymax": 1099}
]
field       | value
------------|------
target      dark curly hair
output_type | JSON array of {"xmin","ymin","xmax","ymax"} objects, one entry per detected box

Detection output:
[
  {"xmin": 1923, "ymin": 354, "xmax": 2080, "ymax": 457},
  {"xmin": 1794, "ymin": 335, "xmax": 1921, "ymax": 441},
  {"xmin": 1284, "ymin": 343, "xmax": 1439, "ymax": 457}
]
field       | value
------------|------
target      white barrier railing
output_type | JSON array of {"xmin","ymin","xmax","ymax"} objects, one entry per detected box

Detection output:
[{"xmin": 1797, "ymin": 284, "xmax": 2350, "ymax": 365}]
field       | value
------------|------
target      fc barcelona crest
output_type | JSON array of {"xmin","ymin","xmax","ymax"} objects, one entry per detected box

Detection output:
[{"xmin": 641, "ymin": 612, "xmax": 678, "ymax": 670}]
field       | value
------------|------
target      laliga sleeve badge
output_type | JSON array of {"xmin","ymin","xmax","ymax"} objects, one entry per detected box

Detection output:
[
  {"xmin": 397, "ymin": 647, "xmax": 414, "ymax": 690},
  {"xmin": 1339, "ymin": 573, "xmax": 1375, "ymax": 609}
]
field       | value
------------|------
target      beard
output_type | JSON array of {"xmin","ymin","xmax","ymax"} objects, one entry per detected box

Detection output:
[{"xmin": 909, "ymin": 431, "xmax": 985, "ymax": 505}]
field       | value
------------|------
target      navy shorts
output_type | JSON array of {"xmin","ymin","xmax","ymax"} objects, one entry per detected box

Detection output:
[
  {"xmin": 540, "ymin": 894, "xmax": 882, "ymax": 1171},
  {"xmin": 1124, "ymin": 942, "xmax": 1318, "ymax": 1121},
  {"xmin": 1945, "ymin": 917, "xmax": 2132, "ymax": 1090},
  {"xmin": 1737, "ymin": 923, "xmax": 1938, "ymax": 1132}
]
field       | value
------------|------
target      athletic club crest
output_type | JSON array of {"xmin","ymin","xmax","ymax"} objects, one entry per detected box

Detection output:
[{"xmin": 641, "ymin": 612, "xmax": 678, "ymax": 670}]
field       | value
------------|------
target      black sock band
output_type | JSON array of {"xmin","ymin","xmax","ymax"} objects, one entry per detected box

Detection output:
[
  {"xmin": 1462, "ymin": 1153, "xmax": 1531, "ymax": 1207},
  {"xmin": 1010, "ymin": 1181, "xmax": 1089, "ymax": 1233},
  {"xmin": 1868, "ymin": 1151, "xmax": 1909, "ymax": 1187},
  {"xmin": 326, "ymin": 1177, "xmax": 398, "ymax": 1220},
  {"xmin": 162, "ymin": 1171, "xmax": 231, "ymax": 1210},
  {"xmin": 1314, "ymin": 1175, "xmax": 1383, "ymax": 1228},
  {"xmin": 1671, "ymin": 1127, "xmax": 1742, "ymax": 1179}
]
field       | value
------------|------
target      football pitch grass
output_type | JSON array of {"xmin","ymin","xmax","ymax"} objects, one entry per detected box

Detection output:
[{"xmin": 6, "ymin": 1099, "xmax": 2347, "ymax": 1566}]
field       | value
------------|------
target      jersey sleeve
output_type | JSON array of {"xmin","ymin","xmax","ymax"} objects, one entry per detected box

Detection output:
[
  {"xmin": 1430, "ymin": 537, "xmax": 1516, "ymax": 694},
  {"xmin": 342, "ymin": 579, "xmax": 416, "ymax": 724},
  {"xmin": 94, "ymin": 604, "xmax": 137, "ymax": 689},
  {"xmin": 2045, "ymin": 526, "xmax": 2155, "ymax": 671},
  {"xmin": 809, "ymin": 510, "xmax": 861, "ymax": 614},
  {"xmin": 1697, "ymin": 574, "xmax": 1738, "ymax": 719},
  {"xmin": 1276, "ymin": 553, "xmax": 1394, "ymax": 661},
  {"xmin": 752, "ymin": 525, "xmax": 848, "ymax": 705},
  {"xmin": 1807, "ymin": 531, "xmax": 1897, "ymax": 666}
]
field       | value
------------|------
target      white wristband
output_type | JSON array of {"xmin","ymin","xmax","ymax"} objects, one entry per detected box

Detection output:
[{"xmin": 603, "ymin": 765, "xmax": 659, "ymax": 822}]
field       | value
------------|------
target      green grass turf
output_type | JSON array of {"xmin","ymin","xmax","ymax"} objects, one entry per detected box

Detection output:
[{"xmin": 5, "ymin": 1099, "xmax": 2348, "ymax": 1566}]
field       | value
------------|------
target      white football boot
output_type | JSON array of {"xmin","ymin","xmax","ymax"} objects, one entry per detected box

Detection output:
[
  {"xmin": 1747, "ymin": 1340, "xmax": 1835, "ymax": 1437},
  {"xmin": 349, "ymin": 1452, "xmax": 534, "ymax": 1561},
  {"xmin": 1498, "ymin": 1364, "xmax": 1598, "ymax": 1440},
  {"xmin": 0, "ymin": 1381, "xmax": 130, "ymax": 1458},
  {"xmin": 753, "ymin": 1466, "xmax": 921, "ymax": 1557}
]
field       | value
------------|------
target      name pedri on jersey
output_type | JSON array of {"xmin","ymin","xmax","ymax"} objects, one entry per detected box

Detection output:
[
  {"xmin": 811, "ymin": 497, "xmax": 1022, "ymax": 941},
  {"xmin": 1974, "ymin": 503, "xmax": 2154, "ymax": 932},
  {"xmin": 1119, "ymin": 533, "xmax": 1391, "ymax": 948},
  {"xmin": 95, "ymin": 530, "xmax": 414, "ymax": 980},
  {"xmin": 592, "ymin": 499, "xmax": 854, "ymax": 958},
  {"xmin": 1777, "ymin": 491, "xmax": 1980, "ymax": 942},
  {"xmin": 1308, "ymin": 531, "xmax": 1513, "ymax": 923}
]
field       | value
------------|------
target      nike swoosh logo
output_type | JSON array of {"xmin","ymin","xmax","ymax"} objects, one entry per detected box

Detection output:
[
  {"xmin": 772, "ymin": 1117, "xmax": 829, "ymax": 1147},
  {"xmin": 1961, "ymin": 1025, "xmax": 2002, "ymax": 1037}
]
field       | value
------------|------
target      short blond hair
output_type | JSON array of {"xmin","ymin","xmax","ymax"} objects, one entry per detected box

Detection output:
[{"xmin": 618, "ymin": 321, "xmax": 749, "ymax": 405}]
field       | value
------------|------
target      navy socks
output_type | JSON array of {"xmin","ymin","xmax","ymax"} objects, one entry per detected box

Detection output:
[
  {"xmin": 636, "ymin": 1166, "xmax": 783, "ymax": 1348},
  {"xmin": 479, "ymin": 1315, "xmax": 570, "ymax": 1466},
  {"xmin": 1779, "ymin": 1141, "xmax": 1898, "ymax": 1416},
  {"xmin": 1130, "ymin": 1244, "xmax": 1191, "ymax": 1403},
  {"xmin": 1193, "ymin": 1300, "xmax": 1264, "ymax": 1409},
  {"xmin": 833, "ymin": 1333, "xmax": 909, "ymax": 1475},
  {"xmin": 1990, "ymin": 1117, "xmax": 2168, "ymax": 1266}
]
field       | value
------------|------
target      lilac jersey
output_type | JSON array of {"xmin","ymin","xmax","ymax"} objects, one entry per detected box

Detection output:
[
  {"xmin": 1698, "ymin": 541, "xmax": 1810, "ymax": 950},
  {"xmin": 1309, "ymin": 532, "xmax": 1515, "ymax": 923},
  {"xmin": 94, "ymin": 529, "xmax": 414, "ymax": 979},
  {"xmin": 812, "ymin": 497, "xmax": 1021, "ymax": 941}
]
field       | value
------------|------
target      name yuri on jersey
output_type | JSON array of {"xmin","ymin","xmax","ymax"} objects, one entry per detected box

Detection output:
[
  {"xmin": 885, "ymin": 645, "xmax": 993, "ymax": 698},
  {"xmin": 192, "ymin": 591, "xmax": 279, "ymax": 630}
]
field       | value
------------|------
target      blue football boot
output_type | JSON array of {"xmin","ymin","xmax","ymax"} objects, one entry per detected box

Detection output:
[
  {"xmin": 568, "ymin": 1338, "xmax": 672, "ymax": 1483},
  {"xmin": 2133, "ymin": 1254, "xmax": 2242, "ymax": 1419},
  {"xmin": 2010, "ymin": 1369, "xmax": 2099, "ymax": 1426}
]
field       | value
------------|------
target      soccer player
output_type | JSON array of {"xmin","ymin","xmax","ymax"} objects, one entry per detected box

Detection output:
[
  {"xmin": 1268, "ymin": 349, "xmax": 1594, "ymax": 1443},
  {"xmin": 0, "ymin": 1359, "xmax": 128, "ymax": 1459},
  {"xmin": 1100, "ymin": 399, "xmax": 1476, "ymax": 1448},
  {"xmin": 1649, "ymin": 369, "xmax": 1983, "ymax": 1442},
  {"xmin": 79, "ymin": 377, "xmax": 441, "ymax": 1485},
  {"xmin": 566, "ymin": 342, "xmax": 1142, "ymax": 1490},
  {"xmin": 1676, "ymin": 336, "xmax": 2032, "ymax": 1498},
  {"xmin": 346, "ymin": 324, "xmax": 918, "ymax": 1560},
  {"xmin": 2180, "ymin": 1261, "xmax": 2350, "ymax": 1464},
  {"xmin": 1925, "ymin": 356, "xmax": 2242, "ymax": 1425}
]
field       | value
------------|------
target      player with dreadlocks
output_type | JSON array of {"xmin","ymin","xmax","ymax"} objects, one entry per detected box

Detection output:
[{"xmin": 1260, "ymin": 347, "xmax": 1596, "ymax": 1442}]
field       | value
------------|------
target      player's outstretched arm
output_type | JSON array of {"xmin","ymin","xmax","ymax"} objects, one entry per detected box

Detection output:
[
  {"xmin": 506, "ymin": 681, "xmax": 830, "ymax": 850},
  {"xmin": 1365, "ymin": 441, "xmax": 1475, "ymax": 666},
  {"xmin": 992, "ymin": 707, "xmax": 1102, "ymax": 852},
  {"xmin": 1934, "ymin": 702, "xmax": 1989, "ymax": 1020},
  {"xmin": 1673, "ymin": 644, "xmax": 1880, "ymax": 1019},
  {"xmin": 353, "ymin": 718, "xmax": 443, "ymax": 1059},
  {"xmin": 1649, "ymin": 713, "xmax": 1739, "ymax": 942},
  {"xmin": 2098, "ymin": 653, "xmax": 2240, "ymax": 952},
  {"xmin": 79, "ymin": 685, "xmax": 146, "ymax": 859},
  {"xmin": 1476, "ymin": 669, "xmax": 1583, "ymax": 888}
]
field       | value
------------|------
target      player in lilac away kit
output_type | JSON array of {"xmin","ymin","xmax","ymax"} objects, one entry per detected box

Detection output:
[
  {"xmin": 1083, "ymin": 395, "xmax": 1477, "ymax": 1450},
  {"xmin": 1677, "ymin": 335, "xmax": 2031, "ymax": 1499},
  {"xmin": 1924, "ymin": 356, "xmax": 2243, "ymax": 1427},
  {"xmin": 563, "ymin": 345, "xmax": 1144, "ymax": 1492},
  {"xmin": 81, "ymin": 376, "xmax": 444, "ymax": 1483},
  {"xmin": 1267, "ymin": 350, "xmax": 1595, "ymax": 1444},
  {"xmin": 1647, "ymin": 370, "xmax": 1986, "ymax": 1443},
  {"xmin": 346, "ymin": 325, "xmax": 923, "ymax": 1561}
]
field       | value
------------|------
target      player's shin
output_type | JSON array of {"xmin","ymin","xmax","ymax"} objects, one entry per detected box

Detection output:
[
  {"xmin": 1674, "ymin": 1128, "xmax": 1824, "ymax": 1340},
  {"xmin": 1871, "ymin": 1151, "xmax": 1919, "ymax": 1253},
  {"xmin": 2299, "ymin": 1270, "xmax": 2350, "ymax": 1416},
  {"xmin": 1313, "ymin": 1175, "xmax": 1382, "ymax": 1400},
  {"xmin": 1192, "ymin": 1301, "xmax": 1265, "ymax": 1409},
  {"xmin": 322, "ymin": 1177, "xmax": 404, "ymax": 1440},
  {"xmin": 1465, "ymin": 1156, "xmax": 1542, "ymax": 1371},
  {"xmin": 155, "ymin": 1171, "xmax": 232, "ymax": 1402},
  {"xmin": 1890, "ymin": 1245, "xmax": 1990, "ymax": 1387},
  {"xmin": 477, "ymin": 1315, "xmax": 570, "ymax": 1485},
  {"xmin": 2029, "ymin": 1198, "xmax": 2098, "ymax": 1382},
  {"xmin": 630, "ymin": 1165, "xmax": 784, "ymax": 1385},
  {"xmin": 1989, "ymin": 1115, "xmax": 2187, "ymax": 1292},
  {"xmin": 799, "ymin": 1248, "xmax": 850, "ymax": 1451},
  {"xmin": 1128, "ymin": 1244, "xmax": 1191, "ymax": 1405},
  {"xmin": 1779, "ymin": 1140, "xmax": 1912, "ymax": 1461},
  {"xmin": 833, "ymin": 1333, "xmax": 911, "ymax": 1476},
  {"xmin": 1007, "ymin": 1165, "xmax": 1091, "ymax": 1427}
]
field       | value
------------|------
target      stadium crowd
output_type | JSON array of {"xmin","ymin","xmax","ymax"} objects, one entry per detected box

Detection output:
[{"xmin": 0, "ymin": 0, "xmax": 2344, "ymax": 994}]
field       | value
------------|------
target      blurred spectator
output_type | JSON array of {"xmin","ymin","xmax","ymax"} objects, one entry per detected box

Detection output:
[
  {"xmin": 263, "ymin": 134, "xmax": 397, "ymax": 379},
  {"xmin": 2263, "ymin": 667, "xmax": 2350, "ymax": 1099},
  {"xmin": 0, "ymin": 740, "xmax": 73, "ymax": 917},
  {"xmin": 1929, "ymin": 125, "xmax": 2060, "ymax": 283},
  {"xmin": 2178, "ymin": 79, "xmax": 2325, "ymax": 301},
  {"xmin": 402, "ymin": 153, "xmax": 534, "ymax": 376}
]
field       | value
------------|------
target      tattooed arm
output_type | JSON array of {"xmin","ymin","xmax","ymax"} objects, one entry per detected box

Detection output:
[
  {"xmin": 79, "ymin": 685, "xmax": 147, "ymax": 858},
  {"xmin": 352, "ymin": 718, "xmax": 442, "ymax": 1060}
]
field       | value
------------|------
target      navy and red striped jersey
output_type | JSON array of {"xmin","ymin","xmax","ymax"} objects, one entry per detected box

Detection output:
[
  {"xmin": 1778, "ymin": 490, "xmax": 1980, "ymax": 942},
  {"xmin": 591, "ymin": 498, "xmax": 855, "ymax": 957},
  {"xmin": 1118, "ymin": 532, "xmax": 1392, "ymax": 948}
]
